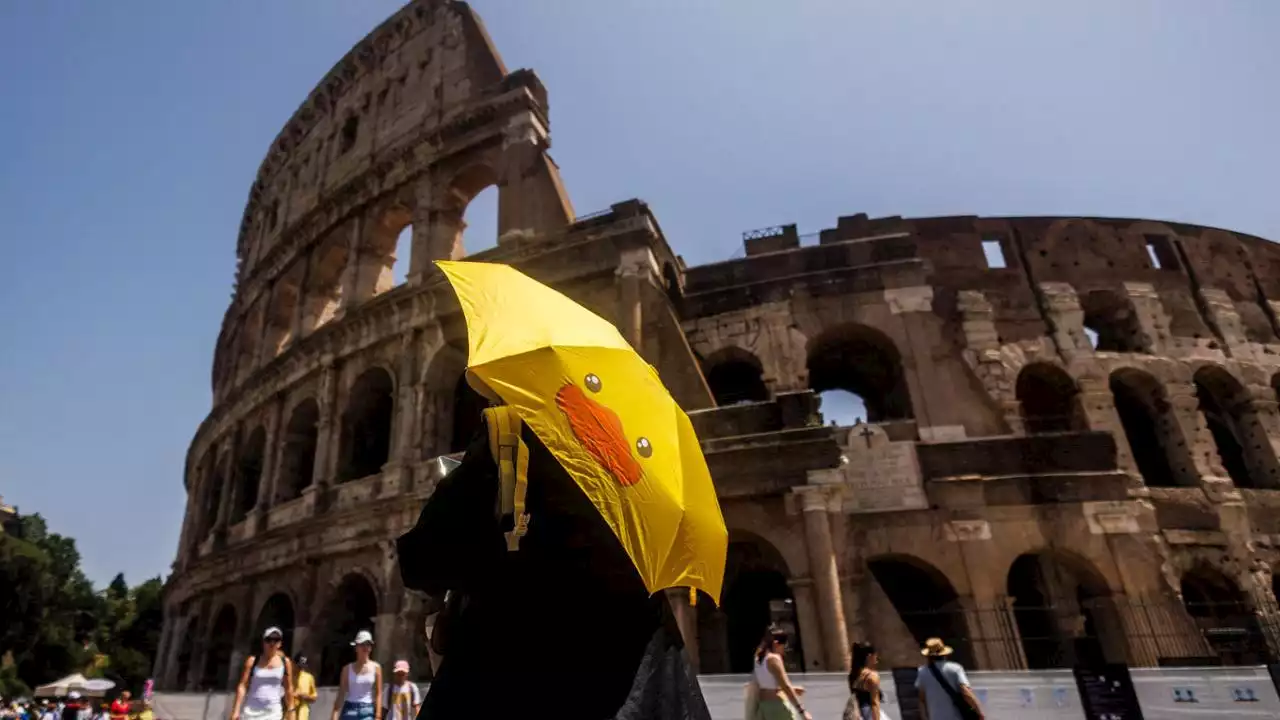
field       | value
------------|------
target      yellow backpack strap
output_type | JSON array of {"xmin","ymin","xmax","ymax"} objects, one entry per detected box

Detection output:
[{"xmin": 482, "ymin": 406, "xmax": 530, "ymax": 552}]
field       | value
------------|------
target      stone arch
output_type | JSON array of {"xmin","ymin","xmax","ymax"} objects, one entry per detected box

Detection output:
[
  {"xmin": 337, "ymin": 367, "xmax": 396, "ymax": 482},
  {"xmin": 277, "ymin": 398, "xmax": 319, "ymax": 502},
  {"xmin": 703, "ymin": 346, "xmax": 769, "ymax": 406},
  {"xmin": 1180, "ymin": 565, "xmax": 1268, "ymax": 665},
  {"xmin": 262, "ymin": 262, "xmax": 305, "ymax": 357},
  {"xmin": 701, "ymin": 531, "xmax": 806, "ymax": 674},
  {"xmin": 866, "ymin": 554, "xmax": 973, "ymax": 668},
  {"xmin": 231, "ymin": 426, "xmax": 267, "ymax": 524},
  {"xmin": 1016, "ymin": 363, "xmax": 1083, "ymax": 434},
  {"xmin": 1006, "ymin": 550, "xmax": 1127, "ymax": 669},
  {"xmin": 1193, "ymin": 365, "xmax": 1278, "ymax": 488},
  {"xmin": 201, "ymin": 604, "xmax": 238, "ymax": 690},
  {"xmin": 421, "ymin": 343, "xmax": 470, "ymax": 456},
  {"xmin": 252, "ymin": 592, "xmax": 297, "ymax": 656},
  {"xmin": 807, "ymin": 324, "xmax": 912, "ymax": 423},
  {"xmin": 236, "ymin": 300, "xmax": 266, "ymax": 380},
  {"xmin": 194, "ymin": 449, "xmax": 222, "ymax": 544},
  {"xmin": 317, "ymin": 572, "xmax": 380, "ymax": 685},
  {"xmin": 1109, "ymin": 368, "xmax": 1195, "ymax": 487},
  {"xmin": 364, "ymin": 202, "xmax": 414, "ymax": 297},
  {"xmin": 1080, "ymin": 289, "xmax": 1147, "ymax": 353},
  {"xmin": 300, "ymin": 230, "xmax": 350, "ymax": 333},
  {"xmin": 439, "ymin": 164, "xmax": 501, "ymax": 258}
]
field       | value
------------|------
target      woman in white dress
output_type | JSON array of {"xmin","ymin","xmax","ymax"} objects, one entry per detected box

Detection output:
[
  {"xmin": 329, "ymin": 631, "xmax": 382, "ymax": 720},
  {"xmin": 230, "ymin": 627, "xmax": 295, "ymax": 720}
]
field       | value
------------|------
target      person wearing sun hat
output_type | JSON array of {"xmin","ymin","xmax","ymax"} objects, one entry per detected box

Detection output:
[
  {"xmin": 292, "ymin": 657, "xmax": 317, "ymax": 720},
  {"xmin": 230, "ymin": 627, "xmax": 294, "ymax": 720},
  {"xmin": 915, "ymin": 638, "xmax": 983, "ymax": 720},
  {"xmin": 330, "ymin": 632, "xmax": 381, "ymax": 720},
  {"xmin": 382, "ymin": 662, "xmax": 419, "ymax": 720}
]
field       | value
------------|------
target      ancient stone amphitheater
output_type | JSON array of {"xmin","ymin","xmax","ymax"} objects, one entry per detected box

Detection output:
[{"xmin": 155, "ymin": 0, "xmax": 1280, "ymax": 691}]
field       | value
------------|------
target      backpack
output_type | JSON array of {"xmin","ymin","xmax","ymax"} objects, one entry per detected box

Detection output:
[{"xmin": 428, "ymin": 406, "xmax": 529, "ymax": 660}]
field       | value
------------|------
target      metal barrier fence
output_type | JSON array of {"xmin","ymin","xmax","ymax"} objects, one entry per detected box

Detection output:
[{"xmin": 151, "ymin": 666, "xmax": 1280, "ymax": 720}]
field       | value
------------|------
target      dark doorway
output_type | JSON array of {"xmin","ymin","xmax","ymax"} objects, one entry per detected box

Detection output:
[
  {"xmin": 319, "ymin": 574, "xmax": 379, "ymax": 685},
  {"xmin": 717, "ymin": 539, "xmax": 804, "ymax": 673},
  {"xmin": 704, "ymin": 349, "xmax": 769, "ymax": 406},
  {"xmin": 807, "ymin": 324, "xmax": 912, "ymax": 422},
  {"xmin": 278, "ymin": 399, "xmax": 319, "ymax": 502},
  {"xmin": 232, "ymin": 426, "xmax": 266, "ymax": 523},
  {"xmin": 254, "ymin": 593, "xmax": 296, "ymax": 656},
  {"xmin": 1110, "ymin": 370, "xmax": 1184, "ymax": 487},
  {"xmin": 867, "ymin": 556, "xmax": 972, "ymax": 667},
  {"xmin": 1181, "ymin": 567, "xmax": 1268, "ymax": 665},
  {"xmin": 338, "ymin": 368, "xmax": 395, "ymax": 481},
  {"xmin": 1017, "ymin": 363, "xmax": 1081, "ymax": 434},
  {"xmin": 201, "ymin": 605, "xmax": 238, "ymax": 690},
  {"xmin": 1007, "ymin": 553, "xmax": 1120, "ymax": 669}
]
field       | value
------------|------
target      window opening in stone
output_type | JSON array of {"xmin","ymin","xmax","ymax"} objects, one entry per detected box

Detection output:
[
  {"xmin": 277, "ymin": 399, "xmax": 319, "ymax": 503},
  {"xmin": 1181, "ymin": 567, "xmax": 1267, "ymax": 665},
  {"xmin": 704, "ymin": 349, "xmax": 769, "ymax": 406},
  {"xmin": 1016, "ymin": 363, "xmax": 1081, "ymax": 434},
  {"xmin": 1007, "ymin": 553, "xmax": 1120, "ymax": 670},
  {"xmin": 867, "ymin": 556, "xmax": 972, "ymax": 668},
  {"xmin": 318, "ymin": 574, "xmax": 378, "ymax": 685},
  {"xmin": 1082, "ymin": 326, "xmax": 1100, "ymax": 350},
  {"xmin": 982, "ymin": 238, "xmax": 1007, "ymax": 269},
  {"xmin": 807, "ymin": 324, "xmax": 912, "ymax": 423},
  {"xmin": 1144, "ymin": 234, "xmax": 1179, "ymax": 270},
  {"xmin": 201, "ymin": 605, "xmax": 238, "ymax": 690},
  {"xmin": 392, "ymin": 224, "xmax": 413, "ymax": 285},
  {"xmin": 1081, "ymin": 290, "xmax": 1147, "ymax": 353},
  {"xmin": 337, "ymin": 368, "xmax": 395, "ymax": 482},
  {"xmin": 340, "ymin": 116, "xmax": 359, "ymax": 154},
  {"xmin": 231, "ymin": 427, "xmax": 266, "ymax": 524},
  {"xmin": 462, "ymin": 185, "xmax": 499, "ymax": 256},
  {"xmin": 254, "ymin": 593, "xmax": 296, "ymax": 656},
  {"xmin": 716, "ymin": 538, "xmax": 804, "ymax": 673},
  {"xmin": 1109, "ymin": 370, "xmax": 1185, "ymax": 487},
  {"xmin": 1193, "ymin": 367, "xmax": 1272, "ymax": 489},
  {"xmin": 195, "ymin": 454, "xmax": 222, "ymax": 542},
  {"xmin": 450, "ymin": 375, "xmax": 489, "ymax": 453}
]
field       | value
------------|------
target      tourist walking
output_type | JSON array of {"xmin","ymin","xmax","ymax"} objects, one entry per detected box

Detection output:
[
  {"xmin": 229, "ymin": 626, "xmax": 295, "ymax": 720},
  {"xmin": 382, "ymin": 662, "xmax": 420, "ymax": 720},
  {"xmin": 292, "ymin": 657, "xmax": 316, "ymax": 720},
  {"xmin": 329, "ymin": 631, "xmax": 381, "ymax": 720},
  {"xmin": 915, "ymin": 638, "xmax": 983, "ymax": 720},
  {"xmin": 750, "ymin": 627, "xmax": 811, "ymax": 720},
  {"xmin": 845, "ymin": 641, "xmax": 889, "ymax": 720},
  {"xmin": 108, "ymin": 693, "xmax": 130, "ymax": 720}
]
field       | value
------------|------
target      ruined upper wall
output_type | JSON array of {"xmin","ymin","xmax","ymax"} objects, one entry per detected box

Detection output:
[{"xmin": 234, "ymin": 0, "xmax": 505, "ymax": 279}]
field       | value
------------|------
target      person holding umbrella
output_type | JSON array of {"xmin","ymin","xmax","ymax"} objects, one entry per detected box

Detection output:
[{"xmin": 397, "ymin": 261, "xmax": 727, "ymax": 719}]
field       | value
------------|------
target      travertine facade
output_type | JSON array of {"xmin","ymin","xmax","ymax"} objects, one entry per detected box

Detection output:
[{"xmin": 156, "ymin": 0, "xmax": 1280, "ymax": 689}]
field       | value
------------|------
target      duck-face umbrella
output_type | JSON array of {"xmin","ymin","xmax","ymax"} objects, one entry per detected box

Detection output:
[{"xmin": 437, "ymin": 260, "xmax": 727, "ymax": 603}]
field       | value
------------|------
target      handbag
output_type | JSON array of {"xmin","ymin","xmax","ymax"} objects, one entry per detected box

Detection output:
[
  {"xmin": 743, "ymin": 678, "xmax": 760, "ymax": 720},
  {"xmin": 927, "ymin": 662, "xmax": 982, "ymax": 720}
]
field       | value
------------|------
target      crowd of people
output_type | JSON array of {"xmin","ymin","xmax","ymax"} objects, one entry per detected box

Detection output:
[
  {"xmin": 2, "ymin": 691, "xmax": 150, "ymax": 720},
  {"xmin": 749, "ymin": 630, "xmax": 985, "ymax": 720}
]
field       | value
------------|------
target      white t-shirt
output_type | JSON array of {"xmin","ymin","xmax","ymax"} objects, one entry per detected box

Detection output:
[{"xmin": 383, "ymin": 682, "xmax": 421, "ymax": 720}]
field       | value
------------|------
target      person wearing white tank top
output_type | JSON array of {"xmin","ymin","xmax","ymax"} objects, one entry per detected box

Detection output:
[
  {"xmin": 751, "ymin": 627, "xmax": 811, "ymax": 720},
  {"xmin": 330, "ymin": 631, "xmax": 382, "ymax": 720},
  {"xmin": 230, "ymin": 627, "xmax": 295, "ymax": 720}
]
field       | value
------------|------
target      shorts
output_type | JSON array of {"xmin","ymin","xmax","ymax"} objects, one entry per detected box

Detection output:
[{"xmin": 339, "ymin": 703, "xmax": 374, "ymax": 720}]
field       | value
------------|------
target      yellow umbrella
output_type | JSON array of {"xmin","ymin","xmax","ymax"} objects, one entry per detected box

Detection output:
[{"xmin": 437, "ymin": 260, "xmax": 727, "ymax": 603}]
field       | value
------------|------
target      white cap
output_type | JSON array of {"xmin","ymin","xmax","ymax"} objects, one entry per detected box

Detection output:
[
  {"xmin": 262, "ymin": 626, "xmax": 284, "ymax": 640},
  {"xmin": 67, "ymin": 693, "xmax": 81, "ymax": 700},
  {"xmin": 350, "ymin": 630, "xmax": 374, "ymax": 646}
]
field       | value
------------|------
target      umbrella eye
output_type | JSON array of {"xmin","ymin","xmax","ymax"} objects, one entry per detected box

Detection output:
[
  {"xmin": 636, "ymin": 437, "xmax": 653, "ymax": 458},
  {"xmin": 584, "ymin": 373, "xmax": 603, "ymax": 393}
]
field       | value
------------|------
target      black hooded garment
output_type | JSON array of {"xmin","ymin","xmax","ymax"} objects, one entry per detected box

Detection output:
[{"xmin": 397, "ymin": 422, "xmax": 712, "ymax": 720}]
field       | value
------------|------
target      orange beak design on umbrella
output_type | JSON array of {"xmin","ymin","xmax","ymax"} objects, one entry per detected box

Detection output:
[{"xmin": 556, "ymin": 382, "xmax": 644, "ymax": 488}]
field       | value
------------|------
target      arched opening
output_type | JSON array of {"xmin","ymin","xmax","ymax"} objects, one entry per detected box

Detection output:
[
  {"xmin": 201, "ymin": 605, "xmax": 238, "ymax": 690},
  {"xmin": 1181, "ymin": 566, "xmax": 1267, "ymax": 665},
  {"xmin": 1016, "ymin": 363, "xmax": 1082, "ymax": 434},
  {"xmin": 262, "ymin": 266, "xmax": 303, "ymax": 357},
  {"xmin": 391, "ymin": 224, "xmax": 414, "ymax": 286},
  {"xmin": 807, "ymin": 324, "xmax": 912, "ymax": 423},
  {"xmin": 337, "ymin": 368, "xmax": 395, "ymax": 482},
  {"xmin": 704, "ymin": 348, "xmax": 769, "ymax": 406},
  {"xmin": 194, "ymin": 452, "xmax": 222, "ymax": 544},
  {"xmin": 1110, "ymin": 369, "xmax": 1188, "ymax": 487},
  {"xmin": 701, "ymin": 535, "xmax": 804, "ymax": 673},
  {"xmin": 1007, "ymin": 552, "xmax": 1124, "ymax": 669},
  {"xmin": 1194, "ymin": 366, "xmax": 1276, "ymax": 489},
  {"xmin": 450, "ymin": 375, "xmax": 488, "ymax": 453},
  {"xmin": 1080, "ymin": 290, "xmax": 1147, "ymax": 353},
  {"xmin": 462, "ymin": 185, "xmax": 499, "ymax": 255},
  {"xmin": 277, "ymin": 399, "xmax": 319, "ymax": 502},
  {"xmin": 253, "ymin": 593, "xmax": 296, "ymax": 656},
  {"xmin": 175, "ymin": 622, "xmax": 197, "ymax": 690},
  {"xmin": 301, "ymin": 233, "xmax": 349, "ymax": 332},
  {"xmin": 232, "ymin": 426, "xmax": 266, "ymax": 524},
  {"xmin": 866, "ymin": 556, "xmax": 972, "ymax": 668},
  {"xmin": 319, "ymin": 574, "xmax": 379, "ymax": 685}
]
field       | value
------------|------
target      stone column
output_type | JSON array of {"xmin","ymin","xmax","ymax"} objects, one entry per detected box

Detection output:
[
  {"xmin": 796, "ymin": 487, "xmax": 849, "ymax": 671},
  {"xmin": 615, "ymin": 247, "xmax": 651, "ymax": 352},
  {"xmin": 495, "ymin": 109, "xmax": 574, "ymax": 242},
  {"xmin": 337, "ymin": 215, "xmax": 366, "ymax": 312},
  {"xmin": 417, "ymin": 207, "xmax": 465, "ymax": 265},
  {"xmin": 788, "ymin": 578, "xmax": 825, "ymax": 672},
  {"xmin": 253, "ymin": 396, "xmax": 285, "ymax": 530},
  {"xmin": 305, "ymin": 360, "xmax": 339, "ymax": 515},
  {"xmin": 664, "ymin": 588, "xmax": 700, "ymax": 673},
  {"xmin": 887, "ymin": 285, "xmax": 965, "ymax": 439},
  {"xmin": 288, "ymin": 253, "xmax": 312, "ymax": 345},
  {"xmin": 152, "ymin": 614, "xmax": 175, "ymax": 686},
  {"xmin": 1165, "ymin": 380, "xmax": 1234, "ymax": 496},
  {"xmin": 214, "ymin": 434, "xmax": 239, "ymax": 547},
  {"xmin": 373, "ymin": 612, "xmax": 398, "ymax": 668},
  {"xmin": 827, "ymin": 492, "xmax": 864, "ymax": 644}
]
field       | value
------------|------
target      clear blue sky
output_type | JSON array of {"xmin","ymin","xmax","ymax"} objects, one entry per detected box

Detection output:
[{"xmin": 2, "ymin": 1, "xmax": 1276, "ymax": 586}]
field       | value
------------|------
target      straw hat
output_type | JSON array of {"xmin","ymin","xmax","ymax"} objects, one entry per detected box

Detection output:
[{"xmin": 921, "ymin": 638, "xmax": 954, "ymax": 657}]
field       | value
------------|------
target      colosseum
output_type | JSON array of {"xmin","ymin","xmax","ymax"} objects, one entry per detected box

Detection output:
[{"xmin": 155, "ymin": 0, "xmax": 1280, "ymax": 691}]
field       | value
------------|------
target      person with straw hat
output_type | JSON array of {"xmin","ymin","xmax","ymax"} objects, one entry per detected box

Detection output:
[{"xmin": 915, "ymin": 638, "xmax": 983, "ymax": 720}]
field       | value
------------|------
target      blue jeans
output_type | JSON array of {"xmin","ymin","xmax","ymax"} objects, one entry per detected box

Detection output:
[{"xmin": 339, "ymin": 702, "xmax": 374, "ymax": 720}]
